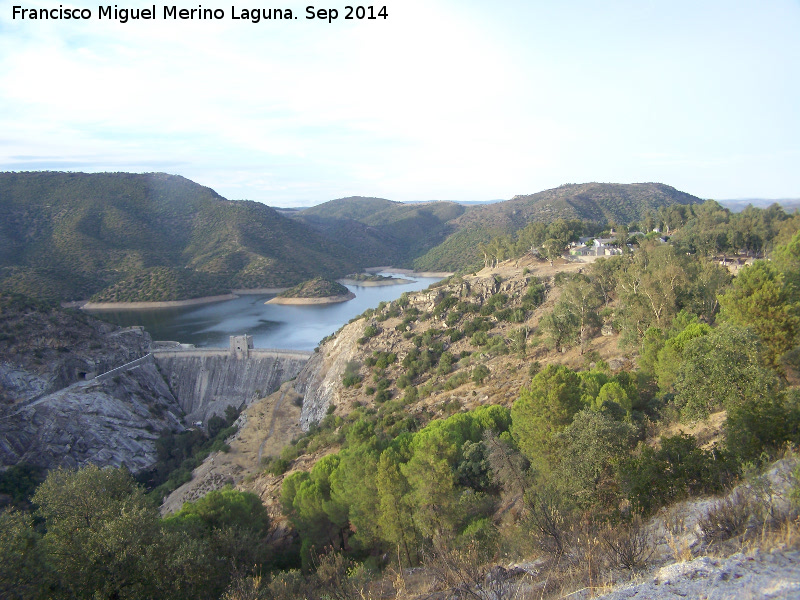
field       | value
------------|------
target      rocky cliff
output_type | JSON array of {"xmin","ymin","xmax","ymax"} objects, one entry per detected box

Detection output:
[
  {"xmin": 0, "ymin": 359, "xmax": 183, "ymax": 471},
  {"xmin": 295, "ymin": 321, "xmax": 364, "ymax": 430}
]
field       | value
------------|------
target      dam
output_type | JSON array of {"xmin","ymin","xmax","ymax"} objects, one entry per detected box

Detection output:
[{"xmin": 151, "ymin": 335, "xmax": 312, "ymax": 423}]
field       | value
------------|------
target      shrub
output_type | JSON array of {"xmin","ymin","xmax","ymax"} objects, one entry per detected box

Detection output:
[
  {"xmin": 445, "ymin": 372, "xmax": 470, "ymax": 390},
  {"xmin": 471, "ymin": 331, "xmax": 489, "ymax": 347},
  {"xmin": 698, "ymin": 490, "xmax": 753, "ymax": 542},
  {"xmin": 601, "ymin": 515, "xmax": 654, "ymax": 571},
  {"xmin": 472, "ymin": 364, "xmax": 490, "ymax": 384},
  {"xmin": 263, "ymin": 457, "xmax": 291, "ymax": 476},
  {"xmin": 403, "ymin": 386, "xmax": 418, "ymax": 403},
  {"xmin": 342, "ymin": 360, "xmax": 362, "ymax": 387},
  {"xmin": 618, "ymin": 434, "xmax": 737, "ymax": 515}
]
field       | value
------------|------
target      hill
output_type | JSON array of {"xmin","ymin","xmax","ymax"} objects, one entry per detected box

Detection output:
[
  {"xmin": 413, "ymin": 182, "xmax": 703, "ymax": 271},
  {"xmin": 277, "ymin": 277, "xmax": 349, "ymax": 299},
  {"xmin": 0, "ymin": 172, "xmax": 359, "ymax": 301},
  {"xmin": 294, "ymin": 196, "xmax": 466, "ymax": 267},
  {"xmin": 719, "ymin": 198, "xmax": 800, "ymax": 213}
]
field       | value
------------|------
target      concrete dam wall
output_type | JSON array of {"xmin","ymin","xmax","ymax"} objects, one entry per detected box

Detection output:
[{"xmin": 153, "ymin": 348, "xmax": 312, "ymax": 423}]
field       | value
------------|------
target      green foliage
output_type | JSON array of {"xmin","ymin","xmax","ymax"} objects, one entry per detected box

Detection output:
[
  {"xmin": 0, "ymin": 172, "xmax": 359, "ymax": 302},
  {"xmin": 511, "ymin": 365, "xmax": 583, "ymax": 467},
  {"xmin": 32, "ymin": 466, "xmax": 167, "ymax": 599},
  {"xmin": 554, "ymin": 410, "xmax": 637, "ymax": 511},
  {"xmin": 342, "ymin": 360, "xmax": 362, "ymax": 387},
  {"xmin": 619, "ymin": 435, "xmax": 736, "ymax": 515},
  {"xmin": 717, "ymin": 260, "xmax": 800, "ymax": 368},
  {"xmin": 0, "ymin": 464, "xmax": 45, "ymax": 509},
  {"xmin": 471, "ymin": 364, "xmax": 490, "ymax": 385},
  {"xmin": 277, "ymin": 277, "xmax": 350, "ymax": 299},
  {"xmin": 674, "ymin": 325, "xmax": 780, "ymax": 421},
  {"xmin": 168, "ymin": 486, "xmax": 269, "ymax": 536},
  {"xmin": 0, "ymin": 509, "xmax": 50, "ymax": 599},
  {"xmin": 540, "ymin": 301, "xmax": 580, "ymax": 352},
  {"xmin": 725, "ymin": 388, "xmax": 800, "ymax": 462}
]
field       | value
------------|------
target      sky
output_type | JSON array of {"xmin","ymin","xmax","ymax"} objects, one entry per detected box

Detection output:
[{"xmin": 1, "ymin": 0, "xmax": 798, "ymax": 207}]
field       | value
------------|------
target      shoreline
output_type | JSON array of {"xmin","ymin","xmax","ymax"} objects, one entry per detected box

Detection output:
[
  {"xmin": 338, "ymin": 277, "xmax": 413, "ymax": 287},
  {"xmin": 231, "ymin": 287, "xmax": 288, "ymax": 295},
  {"xmin": 78, "ymin": 293, "xmax": 239, "ymax": 311},
  {"xmin": 266, "ymin": 292, "xmax": 356, "ymax": 306},
  {"xmin": 364, "ymin": 267, "xmax": 454, "ymax": 278}
]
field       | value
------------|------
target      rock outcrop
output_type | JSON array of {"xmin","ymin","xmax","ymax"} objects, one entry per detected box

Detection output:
[
  {"xmin": 0, "ymin": 360, "xmax": 183, "ymax": 472},
  {"xmin": 295, "ymin": 320, "xmax": 364, "ymax": 430}
]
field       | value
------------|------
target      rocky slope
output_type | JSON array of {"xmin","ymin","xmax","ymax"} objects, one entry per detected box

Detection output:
[
  {"xmin": 0, "ymin": 360, "xmax": 183, "ymax": 472},
  {"xmin": 0, "ymin": 295, "xmax": 152, "ymax": 404},
  {"xmin": 0, "ymin": 296, "xmax": 186, "ymax": 471},
  {"xmin": 295, "ymin": 256, "xmax": 610, "ymax": 431}
]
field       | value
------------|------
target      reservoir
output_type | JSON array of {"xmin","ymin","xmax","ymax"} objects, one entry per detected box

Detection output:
[{"xmin": 87, "ymin": 273, "xmax": 444, "ymax": 351}]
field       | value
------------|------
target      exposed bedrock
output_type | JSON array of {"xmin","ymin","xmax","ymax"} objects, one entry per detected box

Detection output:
[
  {"xmin": 0, "ymin": 361, "xmax": 183, "ymax": 472},
  {"xmin": 295, "ymin": 320, "xmax": 363, "ymax": 430}
]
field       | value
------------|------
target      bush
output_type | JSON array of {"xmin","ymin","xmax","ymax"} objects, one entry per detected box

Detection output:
[
  {"xmin": 601, "ymin": 515, "xmax": 654, "ymax": 571},
  {"xmin": 445, "ymin": 372, "xmax": 470, "ymax": 390},
  {"xmin": 263, "ymin": 457, "xmax": 291, "ymax": 476},
  {"xmin": 471, "ymin": 331, "xmax": 489, "ymax": 347},
  {"xmin": 618, "ymin": 434, "xmax": 737, "ymax": 515},
  {"xmin": 403, "ymin": 386, "xmax": 418, "ymax": 403},
  {"xmin": 472, "ymin": 364, "xmax": 490, "ymax": 384},
  {"xmin": 342, "ymin": 361, "xmax": 362, "ymax": 387},
  {"xmin": 698, "ymin": 490, "xmax": 753, "ymax": 542}
]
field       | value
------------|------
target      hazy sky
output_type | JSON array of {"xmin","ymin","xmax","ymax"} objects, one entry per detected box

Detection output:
[{"xmin": 1, "ymin": 0, "xmax": 798, "ymax": 206}]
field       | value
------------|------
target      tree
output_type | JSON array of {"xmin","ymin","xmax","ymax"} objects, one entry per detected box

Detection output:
[
  {"xmin": 376, "ymin": 448, "xmax": 419, "ymax": 566},
  {"xmin": 674, "ymin": 325, "xmax": 780, "ymax": 421},
  {"xmin": 0, "ymin": 510, "xmax": 50, "ymax": 600},
  {"xmin": 589, "ymin": 255, "xmax": 624, "ymax": 306},
  {"xmin": 540, "ymin": 302, "xmax": 579, "ymax": 352},
  {"xmin": 561, "ymin": 277, "xmax": 602, "ymax": 353},
  {"xmin": 554, "ymin": 410, "xmax": 636, "ymax": 511},
  {"xmin": 717, "ymin": 260, "xmax": 800, "ymax": 368},
  {"xmin": 616, "ymin": 242, "xmax": 689, "ymax": 342},
  {"xmin": 166, "ymin": 486, "xmax": 271, "ymax": 587},
  {"xmin": 32, "ymin": 466, "xmax": 162, "ymax": 600},
  {"xmin": 511, "ymin": 365, "xmax": 583, "ymax": 469}
]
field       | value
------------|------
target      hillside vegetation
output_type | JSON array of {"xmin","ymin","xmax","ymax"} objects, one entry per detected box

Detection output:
[
  {"xmin": 0, "ymin": 172, "xmax": 359, "ymax": 301},
  {"xmin": 413, "ymin": 182, "xmax": 703, "ymax": 271},
  {"xmin": 277, "ymin": 277, "xmax": 350, "ymax": 299},
  {"xmin": 4, "ymin": 200, "xmax": 800, "ymax": 598},
  {"xmin": 295, "ymin": 196, "xmax": 466, "ymax": 267}
]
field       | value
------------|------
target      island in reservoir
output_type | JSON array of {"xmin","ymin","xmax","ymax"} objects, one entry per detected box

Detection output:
[{"xmin": 266, "ymin": 277, "xmax": 355, "ymax": 305}]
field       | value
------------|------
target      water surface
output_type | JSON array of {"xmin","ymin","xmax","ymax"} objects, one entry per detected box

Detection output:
[{"xmin": 88, "ymin": 274, "xmax": 442, "ymax": 351}]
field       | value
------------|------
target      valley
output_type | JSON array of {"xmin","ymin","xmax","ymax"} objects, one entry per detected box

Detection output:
[{"xmin": 2, "ymin": 174, "xmax": 800, "ymax": 600}]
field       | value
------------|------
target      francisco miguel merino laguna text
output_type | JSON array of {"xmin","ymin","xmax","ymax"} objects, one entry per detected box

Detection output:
[{"xmin": 11, "ymin": 5, "xmax": 388, "ymax": 23}]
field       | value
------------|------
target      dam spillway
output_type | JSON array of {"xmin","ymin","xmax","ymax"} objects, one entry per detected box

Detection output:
[{"xmin": 152, "ymin": 344, "xmax": 312, "ymax": 423}]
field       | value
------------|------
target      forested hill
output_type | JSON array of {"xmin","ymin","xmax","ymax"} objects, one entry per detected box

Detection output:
[
  {"xmin": 294, "ymin": 196, "xmax": 466, "ymax": 267},
  {"xmin": 0, "ymin": 172, "xmax": 359, "ymax": 302},
  {"xmin": 413, "ymin": 182, "xmax": 703, "ymax": 272}
]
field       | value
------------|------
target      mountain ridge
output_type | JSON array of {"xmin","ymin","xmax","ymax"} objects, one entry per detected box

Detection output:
[{"xmin": 0, "ymin": 172, "xmax": 360, "ymax": 301}]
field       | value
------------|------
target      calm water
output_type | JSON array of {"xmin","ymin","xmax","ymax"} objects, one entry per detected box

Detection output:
[{"xmin": 87, "ymin": 274, "xmax": 443, "ymax": 351}]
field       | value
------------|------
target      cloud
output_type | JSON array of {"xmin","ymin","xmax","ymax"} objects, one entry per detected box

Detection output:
[{"xmin": 1, "ymin": 0, "xmax": 799, "ymax": 204}]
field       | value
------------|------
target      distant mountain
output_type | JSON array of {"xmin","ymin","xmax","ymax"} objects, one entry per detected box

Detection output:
[
  {"xmin": 0, "ymin": 172, "xmax": 359, "ymax": 302},
  {"xmin": 413, "ymin": 182, "xmax": 703, "ymax": 271},
  {"xmin": 294, "ymin": 196, "xmax": 466, "ymax": 267},
  {"xmin": 719, "ymin": 199, "xmax": 800, "ymax": 213}
]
